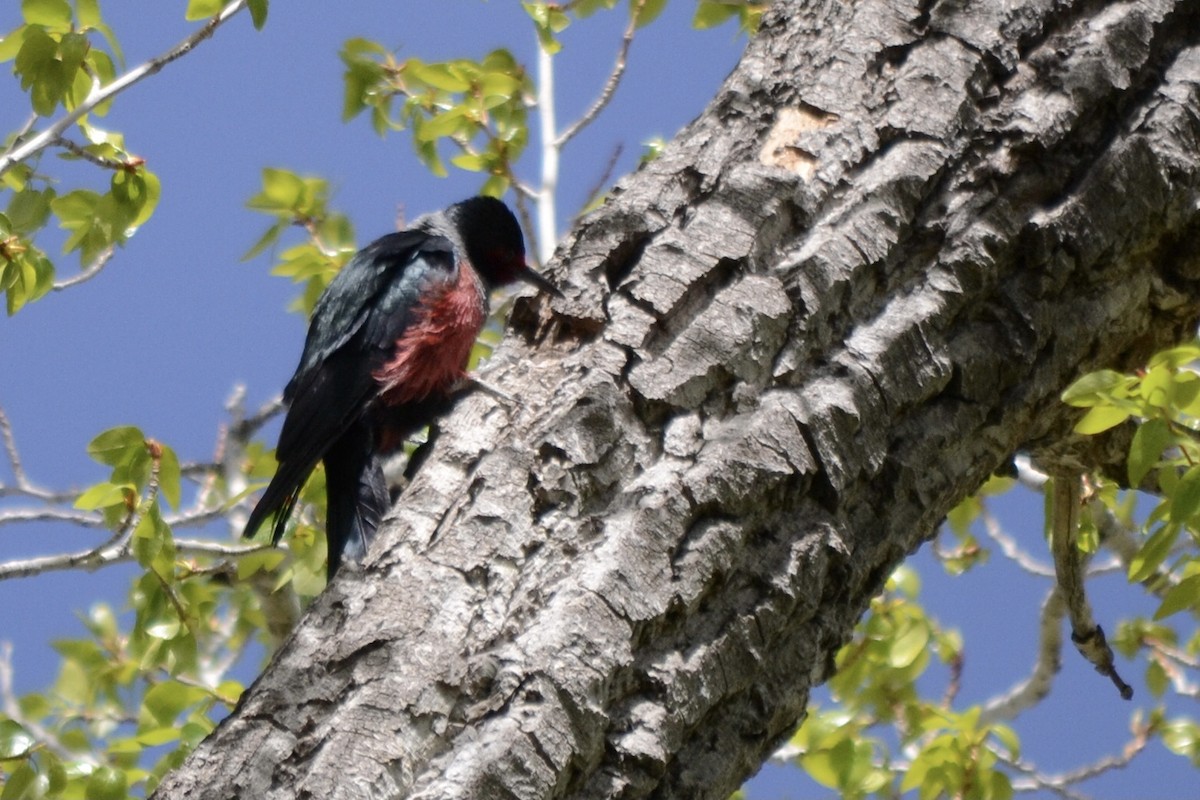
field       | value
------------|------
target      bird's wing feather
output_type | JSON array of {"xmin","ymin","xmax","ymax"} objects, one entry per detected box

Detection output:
[
  {"xmin": 243, "ymin": 229, "xmax": 457, "ymax": 542},
  {"xmin": 275, "ymin": 231, "xmax": 456, "ymax": 463}
]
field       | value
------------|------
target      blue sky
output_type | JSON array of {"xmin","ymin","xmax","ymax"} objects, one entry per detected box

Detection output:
[{"xmin": 0, "ymin": 3, "xmax": 1195, "ymax": 798}]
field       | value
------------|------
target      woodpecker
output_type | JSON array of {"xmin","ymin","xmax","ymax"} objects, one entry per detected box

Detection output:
[{"xmin": 243, "ymin": 196, "xmax": 558, "ymax": 578}]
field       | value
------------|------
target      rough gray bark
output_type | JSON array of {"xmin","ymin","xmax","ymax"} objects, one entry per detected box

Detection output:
[{"xmin": 154, "ymin": 1, "xmax": 1200, "ymax": 798}]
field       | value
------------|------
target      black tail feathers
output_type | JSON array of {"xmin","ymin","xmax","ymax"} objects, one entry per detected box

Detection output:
[{"xmin": 322, "ymin": 429, "xmax": 389, "ymax": 578}]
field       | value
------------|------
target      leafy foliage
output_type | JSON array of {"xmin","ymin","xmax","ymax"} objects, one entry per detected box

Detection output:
[
  {"xmin": 244, "ymin": 167, "xmax": 357, "ymax": 316},
  {"xmin": 341, "ymin": 41, "xmax": 531, "ymax": 196},
  {"xmin": 0, "ymin": 0, "xmax": 165, "ymax": 316},
  {"xmin": 783, "ymin": 346, "xmax": 1200, "ymax": 797}
]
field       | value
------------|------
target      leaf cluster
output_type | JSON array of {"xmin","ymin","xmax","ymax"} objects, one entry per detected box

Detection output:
[
  {"xmin": 789, "ymin": 567, "xmax": 1018, "ymax": 800},
  {"xmin": 341, "ymin": 41, "xmax": 531, "ymax": 198},
  {"xmin": 0, "ymin": 0, "xmax": 163, "ymax": 315}
]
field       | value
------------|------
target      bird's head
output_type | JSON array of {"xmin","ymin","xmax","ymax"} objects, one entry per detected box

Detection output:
[{"xmin": 447, "ymin": 196, "xmax": 561, "ymax": 297}]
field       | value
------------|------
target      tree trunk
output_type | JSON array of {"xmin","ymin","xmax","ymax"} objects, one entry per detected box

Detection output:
[{"xmin": 153, "ymin": 1, "xmax": 1200, "ymax": 797}]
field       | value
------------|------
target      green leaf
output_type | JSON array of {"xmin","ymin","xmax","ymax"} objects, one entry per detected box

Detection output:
[
  {"xmin": 248, "ymin": 167, "xmax": 305, "ymax": 212},
  {"xmin": 158, "ymin": 443, "xmax": 182, "ymax": 509},
  {"xmin": 0, "ymin": 719, "xmax": 36, "ymax": 759},
  {"xmin": 74, "ymin": 481, "xmax": 131, "ymax": 510},
  {"xmin": 22, "ymin": 0, "xmax": 71, "ymax": 28},
  {"xmin": 84, "ymin": 766, "xmax": 128, "ymax": 800},
  {"xmin": 888, "ymin": 621, "xmax": 930, "ymax": 669},
  {"xmin": 1128, "ymin": 523, "xmax": 1180, "ymax": 583},
  {"xmin": 1148, "ymin": 341, "xmax": 1200, "ymax": 369},
  {"xmin": 87, "ymin": 425, "xmax": 145, "ymax": 466},
  {"xmin": 410, "ymin": 61, "xmax": 471, "ymax": 93},
  {"xmin": 450, "ymin": 152, "xmax": 487, "ymax": 172},
  {"xmin": 631, "ymin": 0, "xmax": 667, "ymax": 26},
  {"xmin": 1073, "ymin": 404, "xmax": 1131, "ymax": 434},
  {"xmin": 76, "ymin": 0, "xmax": 102, "ymax": 28},
  {"xmin": 1139, "ymin": 364, "xmax": 1173, "ymax": 408},
  {"xmin": 144, "ymin": 618, "xmax": 182, "ymax": 641},
  {"xmin": 481, "ymin": 173, "xmax": 510, "ymax": 197},
  {"xmin": 235, "ymin": 548, "xmax": 287, "ymax": 579},
  {"xmin": 1171, "ymin": 465, "xmax": 1200, "ymax": 523},
  {"xmin": 0, "ymin": 761, "xmax": 39, "ymax": 800},
  {"xmin": 0, "ymin": 26, "xmax": 28, "ymax": 63},
  {"xmin": 416, "ymin": 106, "xmax": 471, "ymax": 141},
  {"xmin": 1146, "ymin": 658, "xmax": 1169, "ymax": 697},
  {"xmin": 242, "ymin": 218, "xmax": 288, "ymax": 261},
  {"xmin": 110, "ymin": 167, "xmax": 162, "ymax": 229},
  {"xmin": 694, "ymin": 0, "xmax": 738, "ymax": 29},
  {"xmin": 247, "ymin": 0, "xmax": 268, "ymax": 29},
  {"xmin": 15, "ymin": 24, "xmax": 63, "ymax": 115},
  {"xmin": 990, "ymin": 723, "xmax": 1020, "ymax": 758},
  {"xmin": 1061, "ymin": 369, "xmax": 1130, "ymax": 406},
  {"xmin": 184, "ymin": 0, "xmax": 224, "ymax": 21},
  {"xmin": 136, "ymin": 726, "xmax": 181, "ymax": 746},
  {"xmin": 1129, "ymin": 417, "xmax": 1169, "ymax": 487},
  {"xmin": 801, "ymin": 748, "xmax": 842, "ymax": 790},
  {"xmin": 1154, "ymin": 573, "xmax": 1200, "ymax": 620},
  {"xmin": 7, "ymin": 186, "xmax": 55, "ymax": 233},
  {"xmin": 574, "ymin": 0, "xmax": 619, "ymax": 16}
]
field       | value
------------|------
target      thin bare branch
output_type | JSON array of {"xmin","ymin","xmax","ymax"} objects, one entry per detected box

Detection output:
[
  {"xmin": 52, "ymin": 136, "xmax": 131, "ymax": 170},
  {"xmin": 0, "ymin": 0, "xmax": 249, "ymax": 177},
  {"xmin": 980, "ymin": 506, "xmax": 1055, "ymax": 577},
  {"xmin": 174, "ymin": 538, "xmax": 271, "ymax": 558},
  {"xmin": 1021, "ymin": 721, "xmax": 1151, "ymax": 790},
  {"xmin": 51, "ymin": 243, "xmax": 118, "ymax": 292},
  {"xmin": 0, "ymin": 541, "xmax": 131, "ymax": 580},
  {"xmin": 579, "ymin": 143, "xmax": 623, "ymax": 214},
  {"xmin": 0, "ymin": 507, "xmax": 106, "ymax": 528},
  {"xmin": 229, "ymin": 391, "xmax": 285, "ymax": 440},
  {"xmin": 554, "ymin": 0, "xmax": 644, "ymax": 148},
  {"xmin": 981, "ymin": 588, "xmax": 1064, "ymax": 724},
  {"xmin": 0, "ymin": 405, "xmax": 31, "ymax": 490}
]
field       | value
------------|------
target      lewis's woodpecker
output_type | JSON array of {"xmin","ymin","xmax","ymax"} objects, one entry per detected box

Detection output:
[{"xmin": 243, "ymin": 196, "xmax": 557, "ymax": 578}]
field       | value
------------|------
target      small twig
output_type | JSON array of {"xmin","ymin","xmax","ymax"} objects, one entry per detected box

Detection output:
[
  {"xmin": 1145, "ymin": 640, "xmax": 1200, "ymax": 698},
  {"xmin": 0, "ymin": 542, "xmax": 132, "ymax": 580},
  {"xmin": 579, "ymin": 143, "xmax": 623, "ymax": 213},
  {"xmin": 229, "ymin": 392, "xmax": 285, "ymax": 440},
  {"xmin": 1019, "ymin": 720, "xmax": 1150, "ymax": 790},
  {"xmin": 1000, "ymin": 753, "xmax": 1090, "ymax": 800},
  {"xmin": 174, "ymin": 538, "xmax": 271, "ymax": 558},
  {"xmin": 0, "ymin": 405, "xmax": 31, "ymax": 489},
  {"xmin": 981, "ymin": 588, "xmax": 1064, "ymax": 724},
  {"xmin": 1050, "ymin": 474, "xmax": 1133, "ymax": 700},
  {"xmin": 0, "ymin": 507, "xmax": 107, "ymax": 528},
  {"xmin": 51, "ymin": 244, "xmax": 118, "ymax": 291},
  {"xmin": 11, "ymin": 113, "xmax": 38, "ymax": 145},
  {"xmin": 980, "ymin": 507, "xmax": 1055, "ymax": 577},
  {"xmin": 941, "ymin": 648, "xmax": 964, "ymax": 708},
  {"xmin": 0, "ymin": 0, "xmax": 249, "ymax": 177},
  {"xmin": 52, "ymin": 136, "xmax": 132, "ymax": 170},
  {"xmin": 554, "ymin": 0, "xmax": 644, "ymax": 148}
]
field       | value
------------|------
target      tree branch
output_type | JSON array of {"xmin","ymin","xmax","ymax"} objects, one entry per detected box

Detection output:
[
  {"xmin": 554, "ymin": 1, "xmax": 643, "ymax": 149},
  {"xmin": 1050, "ymin": 475, "xmax": 1133, "ymax": 700},
  {"xmin": 51, "ymin": 243, "xmax": 118, "ymax": 292},
  {"xmin": 0, "ymin": 0, "xmax": 249, "ymax": 177}
]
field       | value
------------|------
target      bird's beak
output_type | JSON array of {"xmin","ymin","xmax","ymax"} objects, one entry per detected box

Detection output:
[{"xmin": 517, "ymin": 263, "xmax": 563, "ymax": 298}]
